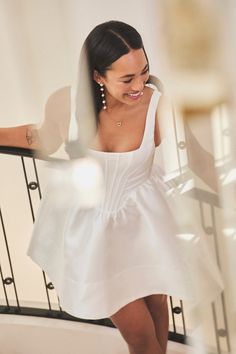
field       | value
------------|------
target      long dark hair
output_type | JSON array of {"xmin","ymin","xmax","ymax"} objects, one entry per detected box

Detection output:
[
  {"xmin": 84, "ymin": 20, "xmax": 150, "ymax": 117},
  {"xmin": 70, "ymin": 20, "xmax": 162, "ymax": 151}
]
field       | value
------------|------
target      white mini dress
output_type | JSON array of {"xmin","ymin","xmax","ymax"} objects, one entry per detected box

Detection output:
[{"xmin": 27, "ymin": 85, "xmax": 224, "ymax": 319}]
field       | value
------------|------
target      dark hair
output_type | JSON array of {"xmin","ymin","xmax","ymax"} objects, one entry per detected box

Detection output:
[{"xmin": 84, "ymin": 20, "xmax": 150, "ymax": 116}]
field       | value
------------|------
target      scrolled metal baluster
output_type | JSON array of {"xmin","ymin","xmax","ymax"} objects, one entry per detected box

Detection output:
[
  {"xmin": 21, "ymin": 156, "xmax": 36, "ymax": 222},
  {"xmin": 169, "ymin": 296, "xmax": 177, "ymax": 333},
  {"xmin": 0, "ymin": 263, "xmax": 10, "ymax": 308},
  {"xmin": 21, "ymin": 156, "xmax": 53, "ymax": 310},
  {"xmin": 32, "ymin": 157, "xmax": 42, "ymax": 199},
  {"xmin": 0, "ymin": 208, "xmax": 20, "ymax": 308},
  {"xmin": 210, "ymin": 206, "xmax": 231, "ymax": 353},
  {"xmin": 28, "ymin": 182, "xmax": 38, "ymax": 190},
  {"xmin": 46, "ymin": 282, "xmax": 54, "ymax": 290},
  {"xmin": 180, "ymin": 299, "xmax": 187, "ymax": 336},
  {"xmin": 3, "ymin": 277, "xmax": 14, "ymax": 285},
  {"xmin": 173, "ymin": 306, "xmax": 182, "ymax": 314}
]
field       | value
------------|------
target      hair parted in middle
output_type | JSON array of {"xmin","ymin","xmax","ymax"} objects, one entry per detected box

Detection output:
[{"xmin": 84, "ymin": 20, "xmax": 150, "ymax": 116}]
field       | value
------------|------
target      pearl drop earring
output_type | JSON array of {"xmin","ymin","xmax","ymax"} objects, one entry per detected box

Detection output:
[{"xmin": 99, "ymin": 83, "xmax": 107, "ymax": 110}]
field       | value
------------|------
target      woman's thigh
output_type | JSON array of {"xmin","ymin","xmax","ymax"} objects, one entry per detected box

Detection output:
[
  {"xmin": 144, "ymin": 294, "xmax": 168, "ymax": 318},
  {"xmin": 109, "ymin": 297, "xmax": 158, "ymax": 347}
]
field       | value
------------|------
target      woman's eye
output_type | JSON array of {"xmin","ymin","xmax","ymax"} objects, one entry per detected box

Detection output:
[
  {"xmin": 122, "ymin": 69, "xmax": 149, "ymax": 84},
  {"xmin": 123, "ymin": 78, "xmax": 132, "ymax": 84},
  {"xmin": 142, "ymin": 69, "xmax": 149, "ymax": 75}
]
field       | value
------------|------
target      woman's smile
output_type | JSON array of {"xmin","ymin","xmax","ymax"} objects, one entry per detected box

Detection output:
[{"xmin": 126, "ymin": 91, "xmax": 144, "ymax": 100}]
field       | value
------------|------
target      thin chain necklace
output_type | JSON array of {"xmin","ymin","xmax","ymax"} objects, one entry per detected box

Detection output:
[
  {"xmin": 105, "ymin": 110, "xmax": 128, "ymax": 127},
  {"xmin": 110, "ymin": 118, "xmax": 123, "ymax": 127},
  {"xmin": 105, "ymin": 91, "xmax": 144, "ymax": 127}
]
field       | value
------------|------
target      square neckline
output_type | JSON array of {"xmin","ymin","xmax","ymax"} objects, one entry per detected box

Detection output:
[{"xmin": 88, "ymin": 85, "xmax": 159, "ymax": 155}]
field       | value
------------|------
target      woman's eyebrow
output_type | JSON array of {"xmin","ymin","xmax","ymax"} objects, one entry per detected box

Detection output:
[{"xmin": 119, "ymin": 63, "xmax": 149, "ymax": 79}]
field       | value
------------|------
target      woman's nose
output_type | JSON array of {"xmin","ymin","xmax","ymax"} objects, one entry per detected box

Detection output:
[{"xmin": 131, "ymin": 78, "xmax": 145, "ymax": 92}]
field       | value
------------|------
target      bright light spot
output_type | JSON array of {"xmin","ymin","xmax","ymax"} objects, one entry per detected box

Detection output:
[
  {"xmin": 51, "ymin": 157, "xmax": 104, "ymax": 208},
  {"xmin": 222, "ymin": 168, "xmax": 236, "ymax": 185},
  {"xmin": 166, "ymin": 188, "xmax": 175, "ymax": 195},
  {"xmin": 72, "ymin": 158, "xmax": 101, "ymax": 189},
  {"xmin": 176, "ymin": 233, "xmax": 196, "ymax": 242},
  {"xmin": 193, "ymin": 236, "xmax": 200, "ymax": 244},
  {"xmin": 179, "ymin": 179, "xmax": 194, "ymax": 194},
  {"xmin": 223, "ymin": 228, "xmax": 236, "ymax": 239},
  {"xmin": 70, "ymin": 158, "xmax": 103, "ymax": 206}
]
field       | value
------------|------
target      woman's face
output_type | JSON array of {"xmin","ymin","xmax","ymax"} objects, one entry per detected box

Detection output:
[{"xmin": 95, "ymin": 48, "xmax": 149, "ymax": 107}]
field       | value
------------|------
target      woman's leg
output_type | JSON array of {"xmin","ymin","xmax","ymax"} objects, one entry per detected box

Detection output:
[
  {"xmin": 110, "ymin": 297, "xmax": 164, "ymax": 354},
  {"xmin": 144, "ymin": 294, "xmax": 169, "ymax": 354}
]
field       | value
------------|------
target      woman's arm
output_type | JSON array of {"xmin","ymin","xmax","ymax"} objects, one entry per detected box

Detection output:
[
  {"xmin": 0, "ymin": 86, "xmax": 71, "ymax": 155},
  {"xmin": 0, "ymin": 124, "xmax": 41, "ymax": 149}
]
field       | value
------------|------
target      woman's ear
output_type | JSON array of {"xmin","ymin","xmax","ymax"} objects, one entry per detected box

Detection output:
[{"xmin": 93, "ymin": 70, "xmax": 101, "ymax": 84}]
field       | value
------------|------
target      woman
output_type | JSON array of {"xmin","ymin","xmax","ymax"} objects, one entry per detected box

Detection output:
[{"xmin": 0, "ymin": 21, "xmax": 224, "ymax": 354}]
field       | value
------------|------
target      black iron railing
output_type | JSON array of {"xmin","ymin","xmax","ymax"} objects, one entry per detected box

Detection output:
[{"xmin": 0, "ymin": 147, "xmax": 115, "ymax": 329}]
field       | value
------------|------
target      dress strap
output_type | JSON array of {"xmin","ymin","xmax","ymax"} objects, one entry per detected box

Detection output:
[{"xmin": 141, "ymin": 84, "xmax": 162, "ymax": 147}]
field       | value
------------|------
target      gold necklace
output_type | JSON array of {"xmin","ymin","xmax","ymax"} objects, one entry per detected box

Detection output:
[
  {"xmin": 103, "ymin": 89, "xmax": 145, "ymax": 127},
  {"xmin": 115, "ymin": 121, "xmax": 122, "ymax": 127},
  {"xmin": 110, "ymin": 118, "xmax": 123, "ymax": 127},
  {"xmin": 106, "ymin": 91, "xmax": 143, "ymax": 128},
  {"xmin": 105, "ymin": 90, "xmax": 144, "ymax": 127},
  {"xmin": 106, "ymin": 113, "xmax": 123, "ymax": 127}
]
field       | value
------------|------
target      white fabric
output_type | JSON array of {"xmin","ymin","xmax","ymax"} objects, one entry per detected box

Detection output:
[{"xmin": 27, "ymin": 85, "xmax": 224, "ymax": 319}]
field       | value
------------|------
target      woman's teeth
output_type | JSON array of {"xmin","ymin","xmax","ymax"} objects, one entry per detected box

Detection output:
[{"xmin": 127, "ymin": 91, "xmax": 144, "ymax": 97}]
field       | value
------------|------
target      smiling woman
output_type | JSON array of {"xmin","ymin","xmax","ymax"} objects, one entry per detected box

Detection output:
[
  {"xmin": 0, "ymin": 20, "xmax": 224, "ymax": 354},
  {"xmin": 90, "ymin": 49, "xmax": 153, "ymax": 150}
]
